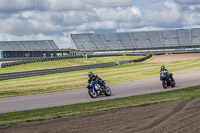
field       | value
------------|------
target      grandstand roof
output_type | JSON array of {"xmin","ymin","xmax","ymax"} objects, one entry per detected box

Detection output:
[
  {"xmin": 0, "ymin": 40, "xmax": 59, "ymax": 51},
  {"xmin": 71, "ymin": 28, "xmax": 200, "ymax": 52}
]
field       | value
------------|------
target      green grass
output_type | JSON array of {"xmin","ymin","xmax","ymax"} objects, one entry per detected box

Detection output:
[
  {"xmin": 0, "ymin": 85, "xmax": 200, "ymax": 125},
  {"xmin": 0, "ymin": 56, "xmax": 141, "ymax": 73},
  {"xmin": 0, "ymin": 57, "xmax": 200, "ymax": 98}
]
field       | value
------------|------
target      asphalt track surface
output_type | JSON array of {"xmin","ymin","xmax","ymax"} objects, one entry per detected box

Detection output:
[{"xmin": 0, "ymin": 68, "xmax": 200, "ymax": 114}]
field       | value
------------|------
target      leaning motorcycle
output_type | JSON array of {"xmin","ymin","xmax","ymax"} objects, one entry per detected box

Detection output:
[
  {"xmin": 160, "ymin": 71, "xmax": 175, "ymax": 89},
  {"xmin": 87, "ymin": 80, "xmax": 111, "ymax": 98}
]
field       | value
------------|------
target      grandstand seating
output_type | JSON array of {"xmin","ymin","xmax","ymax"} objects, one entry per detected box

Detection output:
[
  {"xmin": 71, "ymin": 28, "xmax": 200, "ymax": 51},
  {"xmin": 0, "ymin": 42, "xmax": 14, "ymax": 50},
  {"xmin": 8, "ymin": 41, "xmax": 27, "ymax": 50},
  {"xmin": 89, "ymin": 34, "xmax": 110, "ymax": 50},
  {"xmin": 148, "ymin": 31, "xmax": 163, "ymax": 48},
  {"xmin": 132, "ymin": 32, "xmax": 151, "ymax": 48},
  {"xmin": 118, "ymin": 33, "xmax": 136, "ymax": 49},
  {"xmin": 103, "ymin": 33, "xmax": 125, "ymax": 50},
  {"xmin": 35, "ymin": 41, "xmax": 55, "ymax": 50},
  {"xmin": 177, "ymin": 29, "xmax": 190, "ymax": 46},
  {"xmin": 47, "ymin": 40, "xmax": 59, "ymax": 49},
  {"xmin": 0, "ymin": 40, "xmax": 59, "ymax": 51},
  {"xmin": 21, "ymin": 41, "xmax": 41, "ymax": 50},
  {"xmin": 76, "ymin": 34, "xmax": 98, "ymax": 50},
  {"xmin": 191, "ymin": 28, "xmax": 200, "ymax": 46},
  {"xmin": 162, "ymin": 30, "xmax": 179, "ymax": 47}
]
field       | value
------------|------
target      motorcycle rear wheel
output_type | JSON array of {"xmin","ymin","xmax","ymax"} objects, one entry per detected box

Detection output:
[{"xmin": 171, "ymin": 79, "xmax": 176, "ymax": 87}]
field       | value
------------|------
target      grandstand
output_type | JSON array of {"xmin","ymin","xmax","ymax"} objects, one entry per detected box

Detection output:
[
  {"xmin": 71, "ymin": 28, "xmax": 200, "ymax": 52},
  {"xmin": 0, "ymin": 40, "xmax": 70, "ymax": 59}
]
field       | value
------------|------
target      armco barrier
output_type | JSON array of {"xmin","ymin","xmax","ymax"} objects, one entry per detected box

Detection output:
[
  {"xmin": 0, "ymin": 55, "xmax": 84, "ymax": 68},
  {"xmin": 118, "ymin": 54, "xmax": 152, "ymax": 65},
  {"xmin": 131, "ymin": 54, "xmax": 152, "ymax": 63},
  {"xmin": 0, "ymin": 61, "xmax": 116, "ymax": 81},
  {"xmin": 87, "ymin": 53, "xmax": 124, "ymax": 58},
  {"xmin": 118, "ymin": 60, "xmax": 130, "ymax": 65}
]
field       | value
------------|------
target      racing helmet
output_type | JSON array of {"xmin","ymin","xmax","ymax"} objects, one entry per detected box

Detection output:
[
  {"xmin": 88, "ymin": 71, "xmax": 93, "ymax": 78},
  {"xmin": 161, "ymin": 65, "xmax": 165, "ymax": 71}
]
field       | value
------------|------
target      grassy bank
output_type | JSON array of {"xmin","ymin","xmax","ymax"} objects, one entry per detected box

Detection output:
[
  {"xmin": 0, "ymin": 58, "xmax": 200, "ymax": 98},
  {"xmin": 0, "ymin": 85, "xmax": 200, "ymax": 125},
  {"xmin": 0, "ymin": 56, "xmax": 141, "ymax": 73}
]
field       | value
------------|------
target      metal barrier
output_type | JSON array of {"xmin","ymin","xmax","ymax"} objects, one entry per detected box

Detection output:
[
  {"xmin": 118, "ymin": 60, "xmax": 130, "ymax": 65},
  {"xmin": 118, "ymin": 54, "xmax": 152, "ymax": 65},
  {"xmin": 0, "ymin": 55, "xmax": 83, "ymax": 68},
  {"xmin": 0, "ymin": 61, "xmax": 116, "ymax": 81},
  {"xmin": 131, "ymin": 54, "xmax": 152, "ymax": 63},
  {"xmin": 87, "ymin": 53, "xmax": 124, "ymax": 58}
]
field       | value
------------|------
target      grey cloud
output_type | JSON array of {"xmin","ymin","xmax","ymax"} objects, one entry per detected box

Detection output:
[
  {"xmin": 50, "ymin": 11, "xmax": 96, "ymax": 26},
  {"xmin": 139, "ymin": 0, "xmax": 167, "ymax": 11},
  {"xmin": 174, "ymin": 0, "xmax": 200, "ymax": 5},
  {"xmin": 47, "ymin": 0, "xmax": 87, "ymax": 11},
  {"xmin": 0, "ymin": 0, "xmax": 87, "ymax": 12},
  {"xmin": 85, "ymin": 0, "xmax": 133, "ymax": 8},
  {"xmin": 138, "ymin": 0, "xmax": 183, "ymax": 28},
  {"xmin": 94, "ymin": 7, "xmax": 141, "ymax": 22},
  {"xmin": 0, "ymin": 0, "xmax": 200, "ymax": 48},
  {"xmin": 0, "ymin": 0, "xmax": 50, "ymax": 12},
  {"xmin": 0, "ymin": 0, "xmax": 33, "ymax": 11},
  {"xmin": 75, "ymin": 21, "xmax": 117, "ymax": 31}
]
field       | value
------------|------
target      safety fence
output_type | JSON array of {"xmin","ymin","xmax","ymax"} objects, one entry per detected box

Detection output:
[
  {"xmin": 118, "ymin": 54, "xmax": 152, "ymax": 65},
  {"xmin": 86, "ymin": 53, "xmax": 124, "ymax": 58},
  {"xmin": 0, "ymin": 55, "xmax": 83, "ymax": 68},
  {"xmin": 118, "ymin": 60, "xmax": 130, "ymax": 65},
  {"xmin": 131, "ymin": 54, "xmax": 152, "ymax": 62},
  {"xmin": 0, "ymin": 62, "xmax": 116, "ymax": 81}
]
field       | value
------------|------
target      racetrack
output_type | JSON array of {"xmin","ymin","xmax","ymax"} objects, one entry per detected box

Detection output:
[{"xmin": 0, "ymin": 67, "xmax": 200, "ymax": 114}]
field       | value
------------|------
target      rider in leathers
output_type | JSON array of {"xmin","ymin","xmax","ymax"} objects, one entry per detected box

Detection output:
[
  {"xmin": 87, "ymin": 72, "xmax": 104, "ymax": 88},
  {"xmin": 160, "ymin": 65, "xmax": 172, "ymax": 80}
]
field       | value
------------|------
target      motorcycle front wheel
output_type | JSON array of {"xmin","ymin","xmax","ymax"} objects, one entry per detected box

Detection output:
[
  {"xmin": 162, "ymin": 80, "xmax": 168, "ymax": 89},
  {"xmin": 104, "ymin": 86, "xmax": 112, "ymax": 96},
  {"xmin": 88, "ymin": 89, "xmax": 97, "ymax": 98}
]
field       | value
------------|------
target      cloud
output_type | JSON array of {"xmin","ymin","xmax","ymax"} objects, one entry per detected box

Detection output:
[
  {"xmin": 48, "ymin": 0, "xmax": 87, "ymax": 10},
  {"xmin": 85, "ymin": 0, "xmax": 133, "ymax": 8},
  {"xmin": 0, "ymin": 0, "xmax": 33, "ymax": 11},
  {"xmin": 0, "ymin": 0, "xmax": 200, "ymax": 48},
  {"xmin": 76, "ymin": 20, "xmax": 117, "ymax": 31},
  {"xmin": 173, "ymin": 0, "xmax": 200, "ymax": 5},
  {"xmin": 140, "ymin": 0, "xmax": 182, "ymax": 28},
  {"xmin": 95, "ymin": 7, "xmax": 141, "ymax": 22}
]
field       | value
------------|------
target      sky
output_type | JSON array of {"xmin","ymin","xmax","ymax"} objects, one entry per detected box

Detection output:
[{"xmin": 0, "ymin": 0, "xmax": 200, "ymax": 49}]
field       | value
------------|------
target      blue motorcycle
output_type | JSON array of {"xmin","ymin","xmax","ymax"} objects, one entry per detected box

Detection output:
[{"xmin": 87, "ymin": 80, "xmax": 112, "ymax": 98}]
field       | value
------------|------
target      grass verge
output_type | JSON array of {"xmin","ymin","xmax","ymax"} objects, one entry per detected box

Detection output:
[{"xmin": 0, "ymin": 85, "xmax": 200, "ymax": 125}]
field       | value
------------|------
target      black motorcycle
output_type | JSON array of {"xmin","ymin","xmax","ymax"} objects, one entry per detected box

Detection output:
[{"xmin": 160, "ymin": 71, "xmax": 175, "ymax": 89}]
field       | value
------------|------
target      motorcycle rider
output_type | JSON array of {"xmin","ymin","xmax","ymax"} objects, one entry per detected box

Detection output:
[
  {"xmin": 160, "ymin": 65, "xmax": 173, "ymax": 80},
  {"xmin": 160, "ymin": 65, "xmax": 168, "ymax": 72},
  {"xmin": 87, "ymin": 72, "xmax": 104, "ymax": 88}
]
